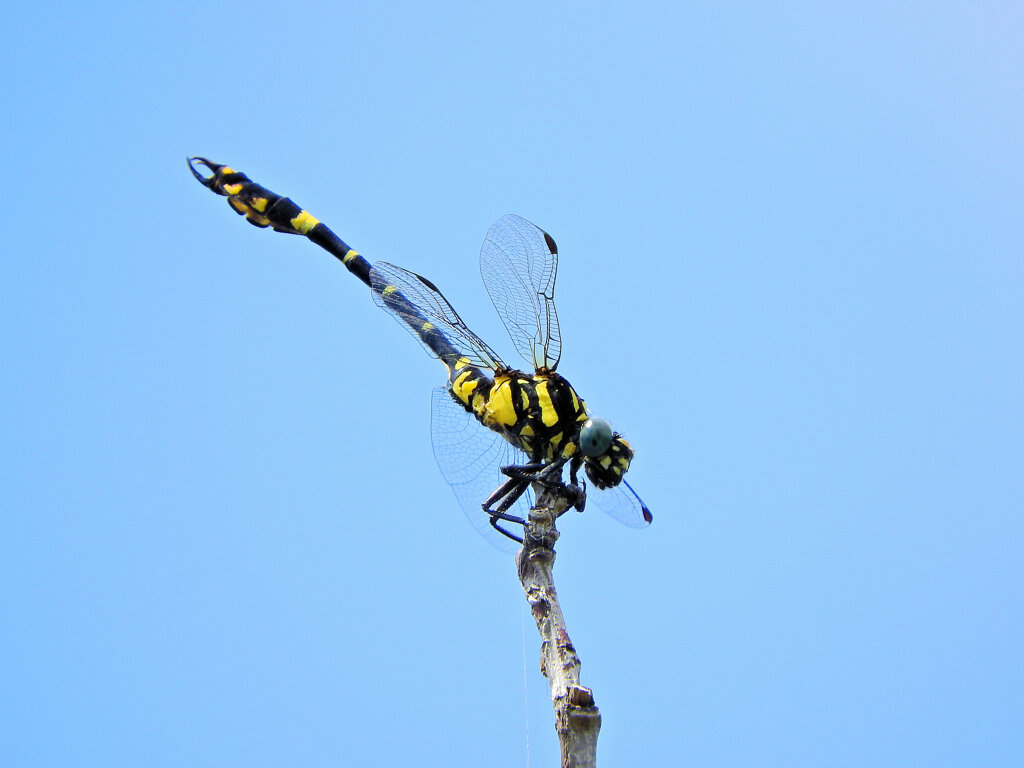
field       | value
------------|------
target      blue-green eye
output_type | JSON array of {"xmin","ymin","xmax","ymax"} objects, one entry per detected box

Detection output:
[{"xmin": 580, "ymin": 417, "xmax": 613, "ymax": 457}]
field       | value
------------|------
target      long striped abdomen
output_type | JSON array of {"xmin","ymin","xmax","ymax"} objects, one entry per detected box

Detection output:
[
  {"xmin": 189, "ymin": 158, "xmax": 373, "ymax": 286},
  {"xmin": 188, "ymin": 157, "xmax": 461, "ymax": 365}
]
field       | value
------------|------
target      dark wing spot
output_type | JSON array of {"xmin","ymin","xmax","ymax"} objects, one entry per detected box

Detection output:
[
  {"xmin": 543, "ymin": 232, "xmax": 558, "ymax": 255},
  {"xmin": 416, "ymin": 273, "xmax": 442, "ymax": 293}
]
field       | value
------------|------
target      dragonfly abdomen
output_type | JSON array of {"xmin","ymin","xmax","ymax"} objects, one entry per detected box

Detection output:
[
  {"xmin": 188, "ymin": 158, "xmax": 467, "ymax": 366},
  {"xmin": 188, "ymin": 158, "xmax": 374, "ymax": 288}
]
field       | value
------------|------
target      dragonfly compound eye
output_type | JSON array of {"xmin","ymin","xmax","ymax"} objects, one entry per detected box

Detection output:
[{"xmin": 579, "ymin": 417, "xmax": 613, "ymax": 458}]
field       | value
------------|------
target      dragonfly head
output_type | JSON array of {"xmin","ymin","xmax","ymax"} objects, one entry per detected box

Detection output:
[{"xmin": 579, "ymin": 417, "xmax": 633, "ymax": 489}]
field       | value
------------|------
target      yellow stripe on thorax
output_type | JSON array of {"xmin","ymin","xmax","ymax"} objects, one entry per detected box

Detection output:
[
  {"xmin": 483, "ymin": 375, "xmax": 518, "ymax": 427},
  {"xmin": 535, "ymin": 380, "xmax": 561, "ymax": 427}
]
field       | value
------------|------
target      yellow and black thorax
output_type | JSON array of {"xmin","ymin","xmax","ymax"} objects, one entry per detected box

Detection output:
[{"xmin": 449, "ymin": 361, "xmax": 587, "ymax": 463}]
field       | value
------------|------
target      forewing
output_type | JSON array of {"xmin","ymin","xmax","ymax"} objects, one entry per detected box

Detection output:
[
  {"xmin": 479, "ymin": 215, "xmax": 561, "ymax": 371},
  {"xmin": 587, "ymin": 483, "xmax": 653, "ymax": 529},
  {"xmin": 371, "ymin": 262, "xmax": 505, "ymax": 371},
  {"xmin": 430, "ymin": 386, "xmax": 532, "ymax": 553}
]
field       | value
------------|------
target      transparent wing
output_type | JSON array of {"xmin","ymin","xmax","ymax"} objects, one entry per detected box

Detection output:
[
  {"xmin": 430, "ymin": 386, "xmax": 533, "ymax": 553},
  {"xmin": 479, "ymin": 215, "xmax": 561, "ymax": 371},
  {"xmin": 587, "ymin": 482, "xmax": 653, "ymax": 529},
  {"xmin": 371, "ymin": 262, "xmax": 505, "ymax": 371}
]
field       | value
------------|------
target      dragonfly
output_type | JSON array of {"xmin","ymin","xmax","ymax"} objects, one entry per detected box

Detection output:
[{"xmin": 188, "ymin": 157, "xmax": 651, "ymax": 551}]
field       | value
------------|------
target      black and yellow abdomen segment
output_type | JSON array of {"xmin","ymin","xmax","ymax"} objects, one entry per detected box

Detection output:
[
  {"xmin": 188, "ymin": 157, "xmax": 373, "ymax": 288},
  {"xmin": 190, "ymin": 157, "xmax": 468, "ymax": 367}
]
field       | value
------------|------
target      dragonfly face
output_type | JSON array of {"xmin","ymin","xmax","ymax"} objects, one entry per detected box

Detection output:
[
  {"xmin": 189, "ymin": 157, "xmax": 652, "ymax": 550},
  {"xmin": 579, "ymin": 418, "xmax": 634, "ymax": 491}
]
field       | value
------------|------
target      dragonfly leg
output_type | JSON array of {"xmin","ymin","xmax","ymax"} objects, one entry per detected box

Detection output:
[
  {"xmin": 487, "ymin": 456, "xmax": 579, "ymax": 515},
  {"xmin": 489, "ymin": 515, "xmax": 525, "ymax": 545},
  {"xmin": 482, "ymin": 474, "xmax": 530, "ymax": 526},
  {"xmin": 481, "ymin": 456, "xmax": 586, "ymax": 545},
  {"xmin": 567, "ymin": 458, "xmax": 586, "ymax": 513},
  {"xmin": 481, "ymin": 474, "xmax": 529, "ymax": 544},
  {"xmin": 498, "ymin": 460, "xmax": 549, "ymax": 480},
  {"xmin": 499, "ymin": 456, "xmax": 567, "ymax": 486},
  {"xmin": 522, "ymin": 456, "xmax": 584, "ymax": 512}
]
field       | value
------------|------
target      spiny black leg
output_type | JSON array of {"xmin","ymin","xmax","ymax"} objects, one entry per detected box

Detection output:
[
  {"xmin": 481, "ymin": 476, "xmax": 530, "ymax": 544},
  {"xmin": 535, "ymin": 457, "xmax": 567, "ymax": 484},
  {"xmin": 499, "ymin": 456, "xmax": 568, "ymax": 485},
  {"xmin": 484, "ymin": 457, "xmax": 567, "ymax": 524},
  {"xmin": 498, "ymin": 461, "xmax": 548, "ymax": 481},
  {"xmin": 525, "ymin": 456, "xmax": 581, "ymax": 513},
  {"xmin": 489, "ymin": 515, "xmax": 524, "ymax": 545},
  {"xmin": 568, "ymin": 458, "xmax": 586, "ymax": 512},
  {"xmin": 481, "ymin": 456, "xmax": 581, "ymax": 542},
  {"xmin": 482, "ymin": 474, "xmax": 530, "ymax": 526}
]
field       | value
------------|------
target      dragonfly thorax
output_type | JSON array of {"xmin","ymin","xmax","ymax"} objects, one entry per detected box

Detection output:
[
  {"xmin": 447, "ymin": 364, "xmax": 585, "ymax": 463},
  {"xmin": 446, "ymin": 361, "xmax": 632, "ymax": 488}
]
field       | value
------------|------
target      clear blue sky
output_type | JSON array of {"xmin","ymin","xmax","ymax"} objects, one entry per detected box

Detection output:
[{"xmin": 2, "ymin": 2, "xmax": 1021, "ymax": 766}]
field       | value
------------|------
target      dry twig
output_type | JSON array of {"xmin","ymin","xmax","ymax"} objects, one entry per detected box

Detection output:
[{"xmin": 516, "ymin": 484, "xmax": 602, "ymax": 768}]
